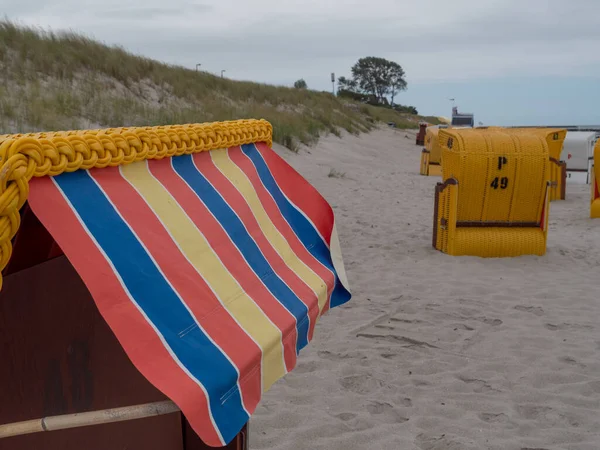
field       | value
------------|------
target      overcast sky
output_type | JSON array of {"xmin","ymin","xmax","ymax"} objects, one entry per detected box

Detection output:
[{"xmin": 6, "ymin": 0, "xmax": 600, "ymax": 125}]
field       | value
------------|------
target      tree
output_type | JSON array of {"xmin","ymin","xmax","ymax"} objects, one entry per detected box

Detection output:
[
  {"xmin": 338, "ymin": 57, "xmax": 407, "ymax": 106},
  {"xmin": 337, "ymin": 76, "xmax": 357, "ymax": 92},
  {"xmin": 294, "ymin": 79, "xmax": 307, "ymax": 89},
  {"xmin": 388, "ymin": 65, "xmax": 407, "ymax": 107}
]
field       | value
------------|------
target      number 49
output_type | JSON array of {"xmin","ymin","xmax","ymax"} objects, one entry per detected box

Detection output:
[{"xmin": 490, "ymin": 177, "xmax": 509, "ymax": 189}]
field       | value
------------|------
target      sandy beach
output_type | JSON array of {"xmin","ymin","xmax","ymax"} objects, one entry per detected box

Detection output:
[{"xmin": 251, "ymin": 128, "xmax": 600, "ymax": 450}]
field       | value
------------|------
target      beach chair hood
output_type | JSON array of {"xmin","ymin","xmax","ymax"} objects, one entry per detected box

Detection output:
[{"xmin": 0, "ymin": 120, "xmax": 351, "ymax": 446}]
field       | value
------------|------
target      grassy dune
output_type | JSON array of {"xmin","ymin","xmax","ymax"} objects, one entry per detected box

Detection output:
[{"xmin": 0, "ymin": 21, "xmax": 440, "ymax": 149}]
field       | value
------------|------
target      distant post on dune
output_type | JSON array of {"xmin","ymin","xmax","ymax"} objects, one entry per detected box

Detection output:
[
  {"xmin": 221, "ymin": 70, "xmax": 226, "ymax": 78},
  {"xmin": 196, "ymin": 63, "xmax": 201, "ymax": 72},
  {"xmin": 331, "ymin": 73, "xmax": 335, "ymax": 95}
]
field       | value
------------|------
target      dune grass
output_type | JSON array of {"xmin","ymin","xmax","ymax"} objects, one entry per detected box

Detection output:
[{"xmin": 0, "ymin": 20, "xmax": 439, "ymax": 148}]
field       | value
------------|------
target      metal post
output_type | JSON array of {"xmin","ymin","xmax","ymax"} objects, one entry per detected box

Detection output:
[
  {"xmin": 196, "ymin": 64, "xmax": 201, "ymax": 72},
  {"xmin": 331, "ymin": 73, "xmax": 335, "ymax": 95},
  {"xmin": 221, "ymin": 70, "xmax": 226, "ymax": 78}
]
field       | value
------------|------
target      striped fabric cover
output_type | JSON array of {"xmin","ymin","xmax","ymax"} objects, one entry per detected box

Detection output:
[{"xmin": 27, "ymin": 142, "xmax": 351, "ymax": 446}]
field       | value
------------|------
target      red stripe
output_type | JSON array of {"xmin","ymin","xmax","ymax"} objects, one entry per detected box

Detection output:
[
  {"xmin": 90, "ymin": 166, "xmax": 263, "ymax": 415},
  {"xmin": 147, "ymin": 158, "xmax": 298, "ymax": 372},
  {"xmin": 193, "ymin": 152, "xmax": 320, "ymax": 342},
  {"xmin": 226, "ymin": 147, "xmax": 335, "ymax": 315},
  {"xmin": 255, "ymin": 142, "xmax": 334, "ymax": 244},
  {"xmin": 28, "ymin": 175, "xmax": 224, "ymax": 447}
]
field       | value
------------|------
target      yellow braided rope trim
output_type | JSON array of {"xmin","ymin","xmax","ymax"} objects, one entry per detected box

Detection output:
[{"xmin": 0, "ymin": 119, "xmax": 273, "ymax": 290}]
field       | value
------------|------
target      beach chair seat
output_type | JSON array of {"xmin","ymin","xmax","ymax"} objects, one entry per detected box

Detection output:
[{"xmin": 432, "ymin": 128, "xmax": 551, "ymax": 257}]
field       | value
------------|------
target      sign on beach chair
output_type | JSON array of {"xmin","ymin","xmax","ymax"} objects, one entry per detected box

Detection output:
[
  {"xmin": 591, "ymin": 140, "xmax": 600, "ymax": 218},
  {"xmin": 0, "ymin": 120, "xmax": 351, "ymax": 448},
  {"xmin": 420, "ymin": 126, "xmax": 442, "ymax": 177},
  {"xmin": 432, "ymin": 128, "xmax": 552, "ymax": 257}
]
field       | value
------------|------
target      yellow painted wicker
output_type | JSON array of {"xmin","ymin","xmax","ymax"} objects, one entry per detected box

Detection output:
[
  {"xmin": 504, "ymin": 128, "xmax": 566, "ymax": 201},
  {"xmin": 0, "ymin": 119, "xmax": 272, "ymax": 289},
  {"xmin": 592, "ymin": 140, "xmax": 600, "ymax": 218},
  {"xmin": 419, "ymin": 127, "xmax": 442, "ymax": 176},
  {"xmin": 433, "ymin": 128, "xmax": 551, "ymax": 257},
  {"xmin": 419, "ymin": 149, "xmax": 430, "ymax": 176}
]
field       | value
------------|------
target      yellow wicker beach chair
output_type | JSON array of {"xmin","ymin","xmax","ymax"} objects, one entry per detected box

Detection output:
[
  {"xmin": 591, "ymin": 140, "xmax": 600, "ymax": 218},
  {"xmin": 420, "ymin": 127, "xmax": 442, "ymax": 176},
  {"xmin": 432, "ymin": 128, "xmax": 551, "ymax": 257}
]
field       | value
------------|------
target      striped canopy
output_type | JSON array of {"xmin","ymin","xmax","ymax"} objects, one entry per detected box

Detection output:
[{"xmin": 27, "ymin": 142, "xmax": 351, "ymax": 446}]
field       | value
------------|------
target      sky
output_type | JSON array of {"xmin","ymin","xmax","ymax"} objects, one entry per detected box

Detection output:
[{"xmin": 5, "ymin": 0, "xmax": 600, "ymax": 125}]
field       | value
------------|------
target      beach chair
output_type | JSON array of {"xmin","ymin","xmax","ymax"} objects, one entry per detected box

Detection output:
[
  {"xmin": 591, "ymin": 140, "xmax": 600, "ymax": 218},
  {"xmin": 420, "ymin": 126, "xmax": 442, "ymax": 176},
  {"xmin": 432, "ymin": 128, "xmax": 551, "ymax": 257},
  {"xmin": 0, "ymin": 120, "xmax": 351, "ymax": 449}
]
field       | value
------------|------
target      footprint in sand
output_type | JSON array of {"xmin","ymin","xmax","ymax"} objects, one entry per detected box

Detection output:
[
  {"xmin": 457, "ymin": 375, "xmax": 498, "ymax": 393},
  {"xmin": 318, "ymin": 350, "xmax": 349, "ymax": 361},
  {"xmin": 357, "ymin": 333, "xmax": 439, "ymax": 349},
  {"xmin": 545, "ymin": 323, "xmax": 594, "ymax": 331},
  {"xmin": 514, "ymin": 305, "xmax": 544, "ymax": 316},
  {"xmin": 516, "ymin": 405, "xmax": 552, "ymax": 420},
  {"xmin": 557, "ymin": 356, "xmax": 586, "ymax": 368},
  {"xmin": 453, "ymin": 324, "xmax": 475, "ymax": 331},
  {"xmin": 478, "ymin": 412, "xmax": 510, "ymax": 424},
  {"xmin": 334, "ymin": 412, "xmax": 357, "ymax": 421},
  {"xmin": 415, "ymin": 433, "xmax": 470, "ymax": 450},
  {"xmin": 292, "ymin": 361, "xmax": 319, "ymax": 374},
  {"xmin": 339, "ymin": 374, "xmax": 387, "ymax": 394},
  {"xmin": 366, "ymin": 401, "xmax": 394, "ymax": 414},
  {"xmin": 366, "ymin": 401, "xmax": 410, "ymax": 423},
  {"xmin": 476, "ymin": 317, "xmax": 503, "ymax": 326},
  {"xmin": 399, "ymin": 397, "xmax": 412, "ymax": 407}
]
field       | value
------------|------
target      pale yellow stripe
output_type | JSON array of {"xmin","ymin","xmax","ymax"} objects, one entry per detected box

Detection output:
[
  {"xmin": 120, "ymin": 160, "xmax": 286, "ymax": 391},
  {"xmin": 210, "ymin": 149, "xmax": 329, "ymax": 315}
]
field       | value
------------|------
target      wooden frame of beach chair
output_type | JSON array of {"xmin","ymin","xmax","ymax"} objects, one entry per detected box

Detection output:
[
  {"xmin": 0, "ymin": 206, "xmax": 249, "ymax": 450},
  {"xmin": 419, "ymin": 127, "xmax": 442, "ymax": 176},
  {"xmin": 591, "ymin": 140, "xmax": 600, "ymax": 218},
  {"xmin": 416, "ymin": 122, "xmax": 428, "ymax": 146},
  {"xmin": 432, "ymin": 128, "xmax": 551, "ymax": 257}
]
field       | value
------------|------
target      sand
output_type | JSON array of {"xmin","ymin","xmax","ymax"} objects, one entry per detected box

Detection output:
[{"xmin": 250, "ymin": 128, "xmax": 600, "ymax": 450}]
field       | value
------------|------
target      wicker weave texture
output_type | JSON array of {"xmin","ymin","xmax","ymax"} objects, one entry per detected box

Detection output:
[
  {"xmin": 592, "ymin": 140, "xmax": 600, "ymax": 218},
  {"xmin": 439, "ymin": 128, "xmax": 549, "ymax": 223},
  {"xmin": 425, "ymin": 127, "xmax": 442, "ymax": 164},
  {"xmin": 452, "ymin": 228, "xmax": 546, "ymax": 256},
  {"xmin": 428, "ymin": 164, "xmax": 442, "ymax": 177},
  {"xmin": 434, "ymin": 128, "xmax": 550, "ymax": 257},
  {"xmin": 500, "ymin": 128, "xmax": 566, "ymax": 201},
  {"xmin": 420, "ymin": 150, "xmax": 430, "ymax": 175}
]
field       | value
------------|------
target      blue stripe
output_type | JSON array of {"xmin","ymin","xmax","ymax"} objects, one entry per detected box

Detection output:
[
  {"xmin": 171, "ymin": 154, "xmax": 310, "ymax": 352},
  {"xmin": 240, "ymin": 144, "xmax": 351, "ymax": 308},
  {"xmin": 54, "ymin": 170, "xmax": 247, "ymax": 444}
]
